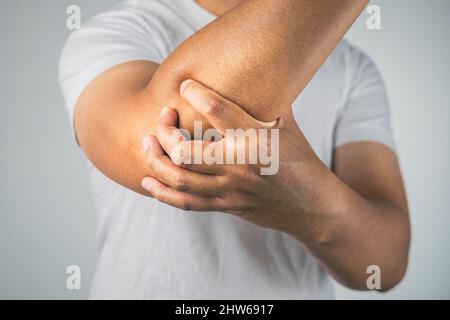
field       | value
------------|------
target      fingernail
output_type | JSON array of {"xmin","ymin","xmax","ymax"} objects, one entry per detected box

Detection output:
[
  {"xmin": 180, "ymin": 79, "xmax": 193, "ymax": 96},
  {"xmin": 160, "ymin": 106, "xmax": 170, "ymax": 119},
  {"xmin": 142, "ymin": 177, "xmax": 155, "ymax": 191},
  {"xmin": 142, "ymin": 136, "xmax": 151, "ymax": 152}
]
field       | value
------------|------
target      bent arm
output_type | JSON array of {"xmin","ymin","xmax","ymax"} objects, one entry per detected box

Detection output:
[
  {"xmin": 149, "ymin": 0, "xmax": 369, "ymax": 130},
  {"xmin": 75, "ymin": 0, "xmax": 368, "ymax": 195},
  {"xmin": 300, "ymin": 142, "xmax": 410, "ymax": 290}
]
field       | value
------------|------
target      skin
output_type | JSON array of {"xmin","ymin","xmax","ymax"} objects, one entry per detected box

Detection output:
[
  {"xmin": 75, "ymin": 0, "xmax": 368, "ymax": 193},
  {"xmin": 142, "ymin": 80, "xmax": 410, "ymax": 290},
  {"xmin": 73, "ymin": 0, "xmax": 410, "ymax": 290},
  {"xmin": 150, "ymin": 0, "xmax": 369, "ymax": 128}
]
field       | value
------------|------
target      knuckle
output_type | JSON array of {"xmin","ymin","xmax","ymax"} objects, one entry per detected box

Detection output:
[
  {"xmin": 153, "ymin": 188, "xmax": 164, "ymax": 203},
  {"xmin": 220, "ymin": 174, "xmax": 234, "ymax": 188},
  {"xmin": 173, "ymin": 174, "xmax": 186, "ymax": 192},
  {"xmin": 170, "ymin": 131, "xmax": 185, "ymax": 148},
  {"xmin": 240, "ymin": 169, "xmax": 260, "ymax": 190},
  {"xmin": 171, "ymin": 144, "xmax": 185, "ymax": 165},
  {"xmin": 175, "ymin": 132, "xmax": 187, "ymax": 143},
  {"xmin": 179, "ymin": 198, "xmax": 192, "ymax": 211},
  {"xmin": 205, "ymin": 98, "xmax": 224, "ymax": 115},
  {"xmin": 213, "ymin": 196, "xmax": 225, "ymax": 212}
]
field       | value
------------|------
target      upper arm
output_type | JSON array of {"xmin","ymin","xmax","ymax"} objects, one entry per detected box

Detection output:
[
  {"xmin": 332, "ymin": 45, "xmax": 407, "ymax": 212},
  {"xmin": 74, "ymin": 60, "xmax": 159, "ymax": 176},
  {"xmin": 74, "ymin": 60, "xmax": 159, "ymax": 146},
  {"xmin": 333, "ymin": 142, "xmax": 408, "ymax": 212},
  {"xmin": 58, "ymin": 3, "xmax": 165, "ymax": 194},
  {"xmin": 73, "ymin": 60, "xmax": 164, "ymax": 195}
]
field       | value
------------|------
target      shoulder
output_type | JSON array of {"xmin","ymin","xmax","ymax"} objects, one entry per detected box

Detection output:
[
  {"xmin": 301, "ymin": 40, "xmax": 379, "ymax": 109},
  {"xmin": 332, "ymin": 40, "xmax": 375, "ymax": 67},
  {"xmin": 58, "ymin": 0, "xmax": 181, "ymax": 120},
  {"xmin": 337, "ymin": 39, "xmax": 383, "ymax": 84},
  {"xmin": 323, "ymin": 40, "xmax": 386, "ymax": 106},
  {"xmin": 327, "ymin": 39, "xmax": 380, "ymax": 82},
  {"xmin": 60, "ymin": 0, "xmax": 173, "ymax": 60},
  {"xmin": 59, "ymin": 0, "xmax": 194, "ymax": 73}
]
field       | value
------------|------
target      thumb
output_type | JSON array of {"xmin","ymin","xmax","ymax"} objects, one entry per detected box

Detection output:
[{"xmin": 180, "ymin": 79, "xmax": 271, "ymax": 134}]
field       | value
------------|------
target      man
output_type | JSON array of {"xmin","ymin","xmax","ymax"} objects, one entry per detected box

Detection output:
[{"xmin": 59, "ymin": 0, "xmax": 410, "ymax": 299}]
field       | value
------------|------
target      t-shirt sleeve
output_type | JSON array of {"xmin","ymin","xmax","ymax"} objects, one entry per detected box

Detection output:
[
  {"xmin": 58, "ymin": 2, "xmax": 164, "ymax": 132},
  {"xmin": 334, "ymin": 46, "xmax": 396, "ymax": 152}
]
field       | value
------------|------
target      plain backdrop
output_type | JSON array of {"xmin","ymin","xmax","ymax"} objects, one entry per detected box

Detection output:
[{"xmin": 0, "ymin": 0, "xmax": 449, "ymax": 299}]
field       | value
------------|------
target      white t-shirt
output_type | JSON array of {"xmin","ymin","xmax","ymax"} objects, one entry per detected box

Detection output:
[{"xmin": 59, "ymin": 0, "xmax": 395, "ymax": 299}]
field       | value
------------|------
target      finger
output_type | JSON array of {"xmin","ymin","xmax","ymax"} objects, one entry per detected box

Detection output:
[
  {"xmin": 144, "ymin": 135, "xmax": 223, "ymax": 195},
  {"xmin": 156, "ymin": 107, "xmax": 189, "ymax": 162},
  {"xmin": 180, "ymin": 79, "xmax": 273, "ymax": 134},
  {"xmin": 176, "ymin": 139, "xmax": 227, "ymax": 175},
  {"xmin": 141, "ymin": 176, "xmax": 224, "ymax": 212},
  {"xmin": 159, "ymin": 106, "xmax": 178, "ymax": 127},
  {"xmin": 278, "ymin": 107, "xmax": 296, "ymax": 127}
]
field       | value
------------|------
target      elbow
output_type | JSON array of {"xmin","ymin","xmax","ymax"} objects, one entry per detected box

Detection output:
[
  {"xmin": 381, "ymin": 214, "xmax": 411, "ymax": 291},
  {"xmin": 341, "ymin": 230, "xmax": 410, "ymax": 292},
  {"xmin": 340, "ymin": 260, "xmax": 408, "ymax": 292},
  {"xmin": 369, "ymin": 206, "xmax": 411, "ymax": 292},
  {"xmin": 379, "ymin": 256, "xmax": 408, "ymax": 292},
  {"xmin": 373, "ymin": 234, "xmax": 411, "ymax": 292},
  {"xmin": 382, "ymin": 234, "xmax": 410, "ymax": 292}
]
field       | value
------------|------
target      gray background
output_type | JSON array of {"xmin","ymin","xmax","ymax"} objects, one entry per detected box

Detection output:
[{"xmin": 0, "ymin": 0, "xmax": 449, "ymax": 299}]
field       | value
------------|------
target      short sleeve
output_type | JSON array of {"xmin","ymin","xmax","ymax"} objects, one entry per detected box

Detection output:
[
  {"xmin": 334, "ymin": 46, "xmax": 396, "ymax": 152},
  {"xmin": 58, "ymin": 2, "xmax": 164, "ymax": 131}
]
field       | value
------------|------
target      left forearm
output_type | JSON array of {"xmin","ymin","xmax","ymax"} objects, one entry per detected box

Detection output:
[
  {"xmin": 289, "ymin": 173, "xmax": 410, "ymax": 290},
  {"xmin": 140, "ymin": 79, "xmax": 410, "ymax": 291}
]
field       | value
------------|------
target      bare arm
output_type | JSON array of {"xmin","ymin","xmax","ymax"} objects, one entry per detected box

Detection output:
[
  {"xmin": 149, "ymin": 0, "xmax": 369, "ymax": 130},
  {"xmin": 74, "ymin": 0, "xmax": 368, "ymax": 194},
  {"xmin": 305, "ymin": 142, "xmax": 410, "ymax": 290},
  {"xmin": 140, "ymin": 82, "xmax": 410, "ymax": 290}
]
